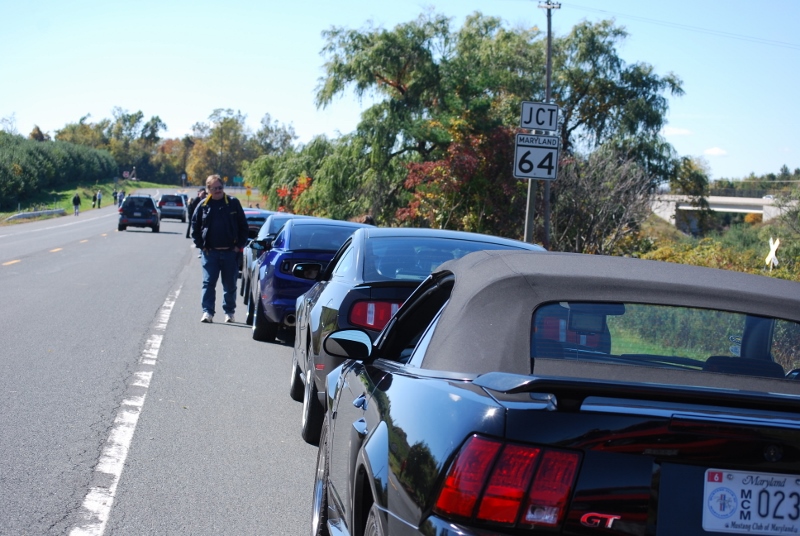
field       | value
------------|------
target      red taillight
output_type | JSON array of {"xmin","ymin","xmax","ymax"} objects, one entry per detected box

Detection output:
[
  {"xmin": 434, "ymin": 435, "xmax": 580, "ymax": 529},
  {"xmin": 349, "ymin": 301, "xmax": 402, "ymax": 330},
  {"xmin": 520, "ymin": 450, "xmax": 580, "ymax": 527},
  {"xmin": 435, "ymin": 436, "xmax": 502, "ymax": 518},
  {"xmin": 158, "ymin": 201, "xmax": 165, "ymax": 207}
]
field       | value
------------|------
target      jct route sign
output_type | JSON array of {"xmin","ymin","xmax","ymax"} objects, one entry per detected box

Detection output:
[
  {"xmin": 513, "ymin": 133, "xmax": 560, "ymax": 180},
  {"xmin": 520, "ymin": 101, "xmax": 559, "ymax": 131}
]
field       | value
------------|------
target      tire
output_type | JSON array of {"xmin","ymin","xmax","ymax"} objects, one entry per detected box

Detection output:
[
  {"xmin": 118, "ymin": 225, "xmax": 126, "ymax": 231},
  {"xmin": 311, "ymin": 420, "xmax": 330, "ymax": 536},
  {"xmin": 289, "ymin": 352, "xmax": 303, "ymax": 402},
  {"xmin": 301, "ymin": 368, "xmax": 323, "ymax": 444},
  {"xmin": 252, "ymin": 298, "xmax": 278, "ymax": 342},
  {"xmin": 152, "ymin": 225, "xmax": 160, "ymax": 233},
  {"xmin": 364, "ymin": 503, "xmax": 384, "ymax": 536},
  {"xmin": 181, "ymin": 216, "xmax": 186, "ymax": 223},
  {"xmin": 245, "ymin": 289, "xmax": 255, "ymax": 325}
]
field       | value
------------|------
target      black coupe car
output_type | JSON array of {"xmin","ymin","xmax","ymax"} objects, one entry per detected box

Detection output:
[
  {"xmin": 290, "ymin": 227, "xmax": 545, "ymax": 444},
  {"xmin": 312, "ymin": 250, "xmax": 800, "ymax": 536}
]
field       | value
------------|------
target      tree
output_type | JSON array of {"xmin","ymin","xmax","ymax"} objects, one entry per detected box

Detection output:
[
  {"xmin": 28, "ymin": 126, "xmax": 50, "ymax": 142},
  {"xmin": 552, "ymin": 20, "xmax": 683, "ymax": 182},
  {"xmin": 399, "ymin": 126, "xmax": 526, "ymax": 236},
  {"xmin": 551, "ymin": 147, "xmax": 654, "ymax": 254},
  {"xmin": 251, "ymin": 113, "xmax": 297, "ymax": 155},
  {"xmin": 315, "ymin": 12, "xmax": 684, "ymax": 243},
  {"xmin": 191, "ymin": 109, "xmax": 251, "ymax": 181},
  {"xmin": 55, "ymin": 115, "xmax": 109, "ymax": 149}
]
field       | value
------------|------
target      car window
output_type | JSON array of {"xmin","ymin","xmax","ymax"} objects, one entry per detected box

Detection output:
[
  {"xmin": 377, "ymin": 274, "xmax": 455, "ymax": 362},
  {"xmin": 530, "ymin": 301, "xmax": 800, "ymax": 377},
  {"xmin": 124, "ymin": 197, "xmax": 154, "ymax": 209},
  {"xmin": 363, "ymin": 236, "xmax": 532, "ymax": 282},
  {"xmin": 269, "ymin": 216, "xmax": 292, "ymax": 235},
  {"xmin": 272, "ymin": 229, "xmax": 286, "ymax": 249},
  {"xmin": 288, "ymin": 225, "xmax": 357, "ymax": 251},
  {"xmin": 331, "ymin": 247, "xmax": 354, "ymax": 278}
]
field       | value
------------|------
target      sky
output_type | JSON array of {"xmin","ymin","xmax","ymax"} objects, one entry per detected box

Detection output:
[{"xmin": 1, "ymin": 0, "xmax": 798, "ymax": 182}]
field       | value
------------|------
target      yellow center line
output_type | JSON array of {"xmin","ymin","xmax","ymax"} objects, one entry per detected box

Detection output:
[
  {"xmin": 80, "ymin": 240, "xmax": 89, "ymax": 243},
  {"xmin": 50, "ymin": 248, "xmax": 63, "ymax": 252},
  {"xmin": 3, "ymin": 260, "xmax": 21, "ymax": 266},
  {"xmin": 100, "ymin": 233, "xmax": 107, "ymax": 237}
]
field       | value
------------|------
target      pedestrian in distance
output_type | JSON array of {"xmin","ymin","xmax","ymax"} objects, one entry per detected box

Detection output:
[
  {"xmin": 191, "ymin": 175, "xmax": 248, "ymax": 324},
  {"xmin": 72, "ymin": 192, "xmax": 81, "ymax": 216},
  {"xmin": 112, "ymin": 190, "xmax": 118, "ymax": 204},
  {"xmin": 96, "ymin": 190, "xmax": 102, "ymax": 208},
  {"xmin": 118, "ymin": 191, "xmax": 125, "ymax": 207},
  {"xmin": 91, "ymin": 192, "xmax": 97, "ymax": 208},
  {"xmin": 186, "ymin": 187, "xmax": 206, "ymax": 238}
]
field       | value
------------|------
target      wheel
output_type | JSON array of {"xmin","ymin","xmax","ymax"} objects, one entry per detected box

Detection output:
[
  {"xmin": 252, "ymin": 298, "xmax": 278, "ymax": 342},
  {"xmin": 364, "ymin": 503, "xmax": 384, "ymax": 536},
  {"xmin": 311, "ymin": 420, "xmax": 330, "ymax": 536},
  {"xmin": 152, "ymin": 225, "xmax": 160, "ymax": 233},
  {"xmin": 181, "ymin": 216, "xmax": 186, "ymax": 223},
  {"xmin": 301, "ymin": 368, "xmax": 323, "ymax": 444},
  {"xmin": 118, "ymin": 225, "xmax": 126, "ymax": 231},
  {"xmin": 289, "ymin": 352, "xmax": 303, "ymax": 402},
  {"xmin": 245, "ymin": 289, "xmax": 255, "ymax": 325}
]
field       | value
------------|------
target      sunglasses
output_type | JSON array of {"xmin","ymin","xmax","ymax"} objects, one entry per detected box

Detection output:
[{"xmin": 209, "ymin": 186, "xmax": 224, "ymax": 192}]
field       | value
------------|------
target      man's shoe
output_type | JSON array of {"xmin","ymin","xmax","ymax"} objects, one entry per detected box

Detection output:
[
  {"xmin": 224, "ymin": 314, "xmax": 235, "ymax": 323},
  {"xmin": 201, "ymin": 313, "xmax": 213, "ymax": 323}
]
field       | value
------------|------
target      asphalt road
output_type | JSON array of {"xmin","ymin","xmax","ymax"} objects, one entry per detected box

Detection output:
[{"xmin": 0, "ymin": 195, "xmax": 317, "ymax": 535}]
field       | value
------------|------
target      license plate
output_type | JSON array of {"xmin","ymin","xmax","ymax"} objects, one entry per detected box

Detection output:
[
  {"xmin": 166, "ymin": 202, "xmax": 175, "ymax": 206},
  {"xmin": 133, "ymin": 212, "xmax": 141, "ymax": 216},
  {"xmin": 703, "ymin": 469, "xmax": 800, "ymax": 534}
]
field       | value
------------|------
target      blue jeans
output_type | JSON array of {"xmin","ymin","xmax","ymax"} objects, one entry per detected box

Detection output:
[{"xmin": 201, "ymin": 249, "xmax": 238, "ymax": 316}]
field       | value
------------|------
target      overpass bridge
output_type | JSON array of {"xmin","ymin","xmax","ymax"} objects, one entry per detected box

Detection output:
[{"xmin": 651, "ymin": 195, "xmax": 788, "ymax": 227}]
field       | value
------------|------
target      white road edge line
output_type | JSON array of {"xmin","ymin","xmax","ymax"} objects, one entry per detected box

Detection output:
[{"xmin": 69, "ymin": 287, "xmax": 181, "ymax": 536}]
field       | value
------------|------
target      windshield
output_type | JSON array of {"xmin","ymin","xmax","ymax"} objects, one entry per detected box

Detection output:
[
  {"xmin": 363, "ymin": 236, "xmax": 533, "ymax": 282},
  {"xmin": 531, "ymin": 302, "xmax": 800, "ymax": 377},
  {"xmin": 288, "ymin": 225, "xmax": 358, "ymax": 251}
]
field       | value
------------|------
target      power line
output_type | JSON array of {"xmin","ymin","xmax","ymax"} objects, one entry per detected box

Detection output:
[{"xmin": 563, "ymin": 3, "xmax": 800, "ymax": 51}]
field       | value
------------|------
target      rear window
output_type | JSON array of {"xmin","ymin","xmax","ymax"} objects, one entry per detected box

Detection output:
[
  {"xmin": 159, "ymin": 195, "xmax": 182, "ymax": 203},
  {"xmin": 124, "ymin": 197, "xmax": 155, "ymax": 209},
  {"xmin": 531, "ymin": 301, "xmax": 800, "ymax": 378},
  {"xmin": 364, "ymin": 236, "xmax": 531, "ymax": 282},
  {"xmin": 288, "ymin": 225, "xmax": 357, "ymax": 251}
]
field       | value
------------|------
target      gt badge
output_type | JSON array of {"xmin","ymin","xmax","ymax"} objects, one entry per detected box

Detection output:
[{"xmin": 581, "ymin": 512, "xmax": 622, "ymax": 529}]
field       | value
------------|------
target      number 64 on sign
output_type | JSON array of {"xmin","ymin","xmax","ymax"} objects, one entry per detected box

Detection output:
[{"xmin": 513, "ymin": 133, "xmax": 560, "ymax": 180}]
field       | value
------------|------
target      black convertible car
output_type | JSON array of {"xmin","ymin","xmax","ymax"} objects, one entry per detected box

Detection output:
[
  {"xmin": 291, "ymin": 227, "xmax": 544, "ymax": 444},
  {"xmin": 313, "ymin": 250, "xmax": 800, "ymax": 536}
]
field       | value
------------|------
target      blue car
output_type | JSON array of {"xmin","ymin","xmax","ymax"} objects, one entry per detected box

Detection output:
[{"xmin": 248, "ymin": 217, "xmax": 372, "ymax": 342}]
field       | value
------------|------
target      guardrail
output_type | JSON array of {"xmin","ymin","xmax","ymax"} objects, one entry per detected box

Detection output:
[{"xmin": 4, "ymin": 208, "xmax": 67, "ymax": 222}]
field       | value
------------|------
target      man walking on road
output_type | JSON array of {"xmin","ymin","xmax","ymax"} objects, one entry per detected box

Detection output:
[
  {"xmin": 191, "ymin": 175, "xmax": 248, "ymax": 324},
  {"xmin": 72, "ymin": 192, "xmax": 81, "ymax": 216},
  {"xmin": 186, "ymin": 187, "xmax": 206, "ymax": 238}
]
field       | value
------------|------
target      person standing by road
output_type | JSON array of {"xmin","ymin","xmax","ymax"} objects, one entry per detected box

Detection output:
[
  {"xmin": 118, "ymin": 191, "xmax": 125, "ymax": 207},
  {"xmin": 72, "ymin": 192, "xmax": 81, "ymax": 216},
  {"xmin": 191, "ymin": 175, "xmax": 248, "ymax": 324},
  {"xmin": 91, "ymin": 192, "xmax": 97, "ymax": 208},
  {"xmin": 186, "ymin": 187, "xmax": 206, "ymax": 238},
  {"xmin": 96, "ymin": 190, "xmax": 102, "ymax": 208}
]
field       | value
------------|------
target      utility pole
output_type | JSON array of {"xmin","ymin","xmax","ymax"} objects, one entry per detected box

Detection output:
[{"xmin": 540, "ymin": 0, "xmax": 559, "ymax": 249}]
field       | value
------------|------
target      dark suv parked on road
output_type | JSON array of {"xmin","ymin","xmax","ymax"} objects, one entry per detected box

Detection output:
[{"xmin": 118, "ymin": 195, "xmax": 160, "ymax": 232}]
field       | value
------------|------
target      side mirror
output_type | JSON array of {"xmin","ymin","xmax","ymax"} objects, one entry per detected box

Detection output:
[
  {"xmin": 324, "ymin": 330, "xmax": 373, "ymax": 360},
  {"xmin": 292, "ymin": 262, "xmax": 323, "ymax": 281}
]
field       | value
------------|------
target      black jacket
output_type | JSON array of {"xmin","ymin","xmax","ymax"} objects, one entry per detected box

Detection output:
[{"xmin": 191, "ymin": 194, "xmax": 248, "ymax": 250}]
